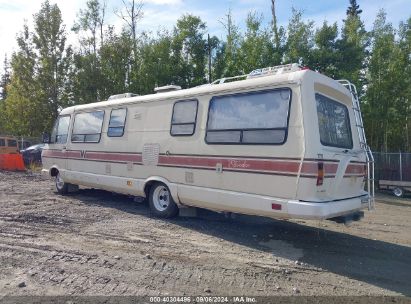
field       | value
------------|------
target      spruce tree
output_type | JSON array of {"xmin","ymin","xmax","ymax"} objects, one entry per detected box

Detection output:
[
  {"xmin": 283, "ymin": 8, "xmax": 314, "ymax": 65},
  {"xmin": 335, "ymin": 0, "xmax": 368, "ymax": 94},
  {"xmin": 0, "ymin": 55, "xmax": 11, "ymax": 101},
  {"xmin": 347, "ymin": 0, "xmax": 363, "ymax": 17}
]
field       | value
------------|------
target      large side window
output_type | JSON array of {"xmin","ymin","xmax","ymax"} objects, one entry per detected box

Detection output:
[
  {"xmin": 72, "ymin": 111, "xmax": 104, "ymax": 143},
  {"xmin": 0, "ymin": 138, "xmax": 5, "ymax": 146},
  {"xmin": 108, "ymin": 108, "xmax": 127, "ymax": 137},
  {"xmin": 170, "ymin": 100, "xmax": 198, "ymax": 136},
  {"xmin": 51, "ymin": 115, "xmax": 71, "ymax": 144},
  {"xmin": 316, "ymin": 93, "xmax": 353, "ymax": 149},
  {"xmin": 206, "ymin": 88, "xmax": 291, "ymax": 144}
]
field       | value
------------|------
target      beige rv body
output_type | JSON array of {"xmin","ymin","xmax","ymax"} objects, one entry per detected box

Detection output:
[{"xmin": 42, "ymin": 69, "xmax": 369, "ymax": 220}]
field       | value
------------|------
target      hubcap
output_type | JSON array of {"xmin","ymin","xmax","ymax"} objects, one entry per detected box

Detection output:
[
  {"xmin": 153, "ymin": 186, "xmax": 170, "ymax": 212},
  {"xmin": 393, "ymin": 188, "xmax": 403, "ymax": 197},
  {"xmin": 56, "ymin": 173, "xmax": 64, "ymax": 189}
]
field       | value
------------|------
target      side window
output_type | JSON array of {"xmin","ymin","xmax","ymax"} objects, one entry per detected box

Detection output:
[
  {"xmin": 206, "ymin": 88, "xmax": 291, "ymax": 144},
  {"xmin": 7, "ymin": 139, "xmax": 17, "ymax": 147},
  {"xmin": 170, "ymin": 100, "xmax": 198, "ymax": 136},
  {"xmin": 51, "ymin": 115, "xmax": 71, "ymax": 144},
  {"xmin": 72, "ymin": 111, "xmax": 104, "ymax": 143},
  {"xmin": 316, "ymin": 93, "xmax": 353, "ymax": 149},
  {"xmin": 0, "ymin": 139, "xmax": 5, "ymax": 146},
  {"xmin": 108, "ymin": 108, "xmax": 127, "ymax": 137}
]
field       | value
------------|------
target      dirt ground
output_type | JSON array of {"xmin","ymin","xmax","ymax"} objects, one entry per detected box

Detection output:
[{"xmin": 0, "ymin": 170, "xmax": 411, "ymax": 297}]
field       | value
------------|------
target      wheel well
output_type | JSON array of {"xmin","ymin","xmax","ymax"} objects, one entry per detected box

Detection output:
[
  {"xmin": 144, "ymin": 180, "xmax": 159, "ymax": 198},
  {"xmin": 50, "ymin": 167, "xmax": 59, "ymax": 177},
  {"xmin": 143, "ymin": 178, "xmax": 180, "ymax": 205}
]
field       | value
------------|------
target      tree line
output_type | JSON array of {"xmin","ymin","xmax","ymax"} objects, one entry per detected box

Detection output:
[{"xmin": 0, "ymin": 0, "xmax": 410, "ymax": 152}]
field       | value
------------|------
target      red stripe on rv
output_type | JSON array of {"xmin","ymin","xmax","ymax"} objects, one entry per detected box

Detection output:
[
  {"xmin": 42, "ymin": 149, "xmax": 351, "ymax": 177},
  {"xmin": 158, "ymin": 155, "xmax": 300, "ymax": 173},
  {"xmin": 85, "ymin": 152, "xmax": 142, "ymax": 163},
  {"xmin": 42, "ymin": 150, "xmax": 82, "ymax": 158},
  {"xmin": 42, "ymin": 150, "xmax": 64, "ymax": 158},
  {"xmin": 345, "ymin": 164, "xmax": 366, "ymax": 175},
  {"xmin": 300, "ymin": 162, "xmax": 338, "ymax": 175},
  {"xmin": 66, "ymin": 150, "xmax": 82, "ymax": 158}
]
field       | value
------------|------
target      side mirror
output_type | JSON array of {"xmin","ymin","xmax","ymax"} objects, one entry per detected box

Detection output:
[{"xmin": 42, "ymin": 132, "xmax": 51, "ymax": 144}]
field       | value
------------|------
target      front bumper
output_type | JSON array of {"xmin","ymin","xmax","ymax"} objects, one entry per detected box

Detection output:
[{"xmin": 287, "ymin": 195, "xmax": 369, "ymax": 220}]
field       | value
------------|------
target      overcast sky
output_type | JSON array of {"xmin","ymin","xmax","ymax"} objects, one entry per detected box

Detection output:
[{"xmin": 0, "ymin": 0, "xmax": 410, "ymax": 71}]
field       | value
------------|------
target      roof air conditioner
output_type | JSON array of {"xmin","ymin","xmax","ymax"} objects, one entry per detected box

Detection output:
[{"xmin": 108, "ymin": 93, "xmax": 139, "ymax": 100}]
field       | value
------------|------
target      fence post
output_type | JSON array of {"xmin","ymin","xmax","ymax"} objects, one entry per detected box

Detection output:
[{"xmin": 399, "ymin": 152, "xmax": 403, "ymax": 181}]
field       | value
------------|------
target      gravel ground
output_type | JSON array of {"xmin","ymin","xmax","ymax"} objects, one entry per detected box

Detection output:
[{"xmin": 0, "ymin": 170, "xmax": 410, "ymax": 297}]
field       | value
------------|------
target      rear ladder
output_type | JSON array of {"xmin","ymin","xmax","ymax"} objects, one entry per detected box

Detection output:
[{"xmin": 338, "ymin": 80, "xmax": 375, "ymax": 210}]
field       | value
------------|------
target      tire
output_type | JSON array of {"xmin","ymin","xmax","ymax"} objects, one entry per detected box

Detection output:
[
  {"xmin": 55, "ymin": 171, "xmax": 69, "ymax": 195},
  {"xmin": 393, "ymin": 187, "xmax": 404, "ymax": 198},
  {"xmin": 148, "ymin": 183, "xmax": 178, "ymax": 218}
]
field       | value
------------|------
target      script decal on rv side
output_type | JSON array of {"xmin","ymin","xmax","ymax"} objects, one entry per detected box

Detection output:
[{"xmin": 228, "ymin": 159, "xmax": 251, "ymax": 169}]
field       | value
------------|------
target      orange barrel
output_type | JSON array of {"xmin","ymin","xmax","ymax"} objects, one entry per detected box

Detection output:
[
  {"xmin": 0, "ymin": 154, "xmax": 5, "ymax": 170},
  {"xmin": 13, "ymin": 154, "xmax": 26, "ymax": 171},
  {"xmin": 0, "ymin": 153, "xmax": 25, "ymax": 171}
]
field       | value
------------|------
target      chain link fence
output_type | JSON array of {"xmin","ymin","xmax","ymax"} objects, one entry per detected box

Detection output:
[{"xmin": 373, "ymin": 152, "xmax": 411, "ymax": 182}]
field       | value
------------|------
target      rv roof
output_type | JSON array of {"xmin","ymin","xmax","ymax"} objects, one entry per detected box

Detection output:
[{"xmin": 61, "ymin": 67, "xmax": 349, "ymax": 115}]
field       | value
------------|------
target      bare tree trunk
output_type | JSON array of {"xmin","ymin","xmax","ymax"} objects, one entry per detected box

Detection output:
[
  {"xmin": 115, "ymin": 0, "xmax": 144, "ymax": 88},
  {"xmin": 115, "ymin": 0, "xmax": 144, "ymax": 55},
  {"xmin": 99, "ymin": 0, "xmax": 106, "ymax": 49},
  {"xmin": 271, "ymin": 0, "xmax": 280, "ymax": 49}
]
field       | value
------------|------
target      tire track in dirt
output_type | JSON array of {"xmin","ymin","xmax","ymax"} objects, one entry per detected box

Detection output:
[{"xmin": 0, "ymin": 171, "xmax": 410, "ymax": 296}]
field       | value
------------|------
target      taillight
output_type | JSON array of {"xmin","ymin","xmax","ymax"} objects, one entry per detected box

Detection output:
[
  {"xmin": 317, "ymin": 162, "xmax": 324, "ymax": 186},
  {"xmin": 272, "ymin": 203, "xmax": 282, "ymax": 210}
]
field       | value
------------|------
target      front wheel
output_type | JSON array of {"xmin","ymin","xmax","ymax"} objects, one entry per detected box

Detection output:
[
  {"xmin": 393, "ymin": 187, "xmax": 404, "ymax": 198},
  {"xmin": 55, "ymin": 171, "xmax": 69, "ymax": 194},
  {"xmin": 148, "ymin": 183, "xmax": 178, "ymax": 218}
]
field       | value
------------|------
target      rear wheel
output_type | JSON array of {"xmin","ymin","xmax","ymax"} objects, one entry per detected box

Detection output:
[
  {"xmin": 393, "ymin": 187, "xmax": 404, "ymax": 198},
  {"xmin": 55, "ymin": 171, "xmax": 69, "ymax": 194},
  {"xmin": 148, "ymin": 183, "xmax": 178, "ymax": 218}
]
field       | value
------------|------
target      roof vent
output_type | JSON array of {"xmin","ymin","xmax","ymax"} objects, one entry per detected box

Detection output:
[
  {"xmin": 108, "ymin": 93, "xmax": 139, "ymax": 100},
  {"xmin": 154, "ymin": 85, "xmax": 181, "ymax": 94}
]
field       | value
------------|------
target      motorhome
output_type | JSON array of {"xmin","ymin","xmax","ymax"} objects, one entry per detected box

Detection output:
[{"xmin": 42, "ymin": 64, "xmax": 374, "ymax": 220}]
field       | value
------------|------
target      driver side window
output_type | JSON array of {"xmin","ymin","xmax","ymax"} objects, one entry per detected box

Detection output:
[{"xmin": 51, "ymin": 115, "xmax": 71, "ymax": 144}]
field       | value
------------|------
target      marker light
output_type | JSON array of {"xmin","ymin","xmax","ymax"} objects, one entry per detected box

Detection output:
[
  {"xmin": 317, "ymin": 162, "xmax": 324, "ymax": 186},
  {"xmin": 272, "ymin": 203, "xmax": 282, "ymax": 210}
]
